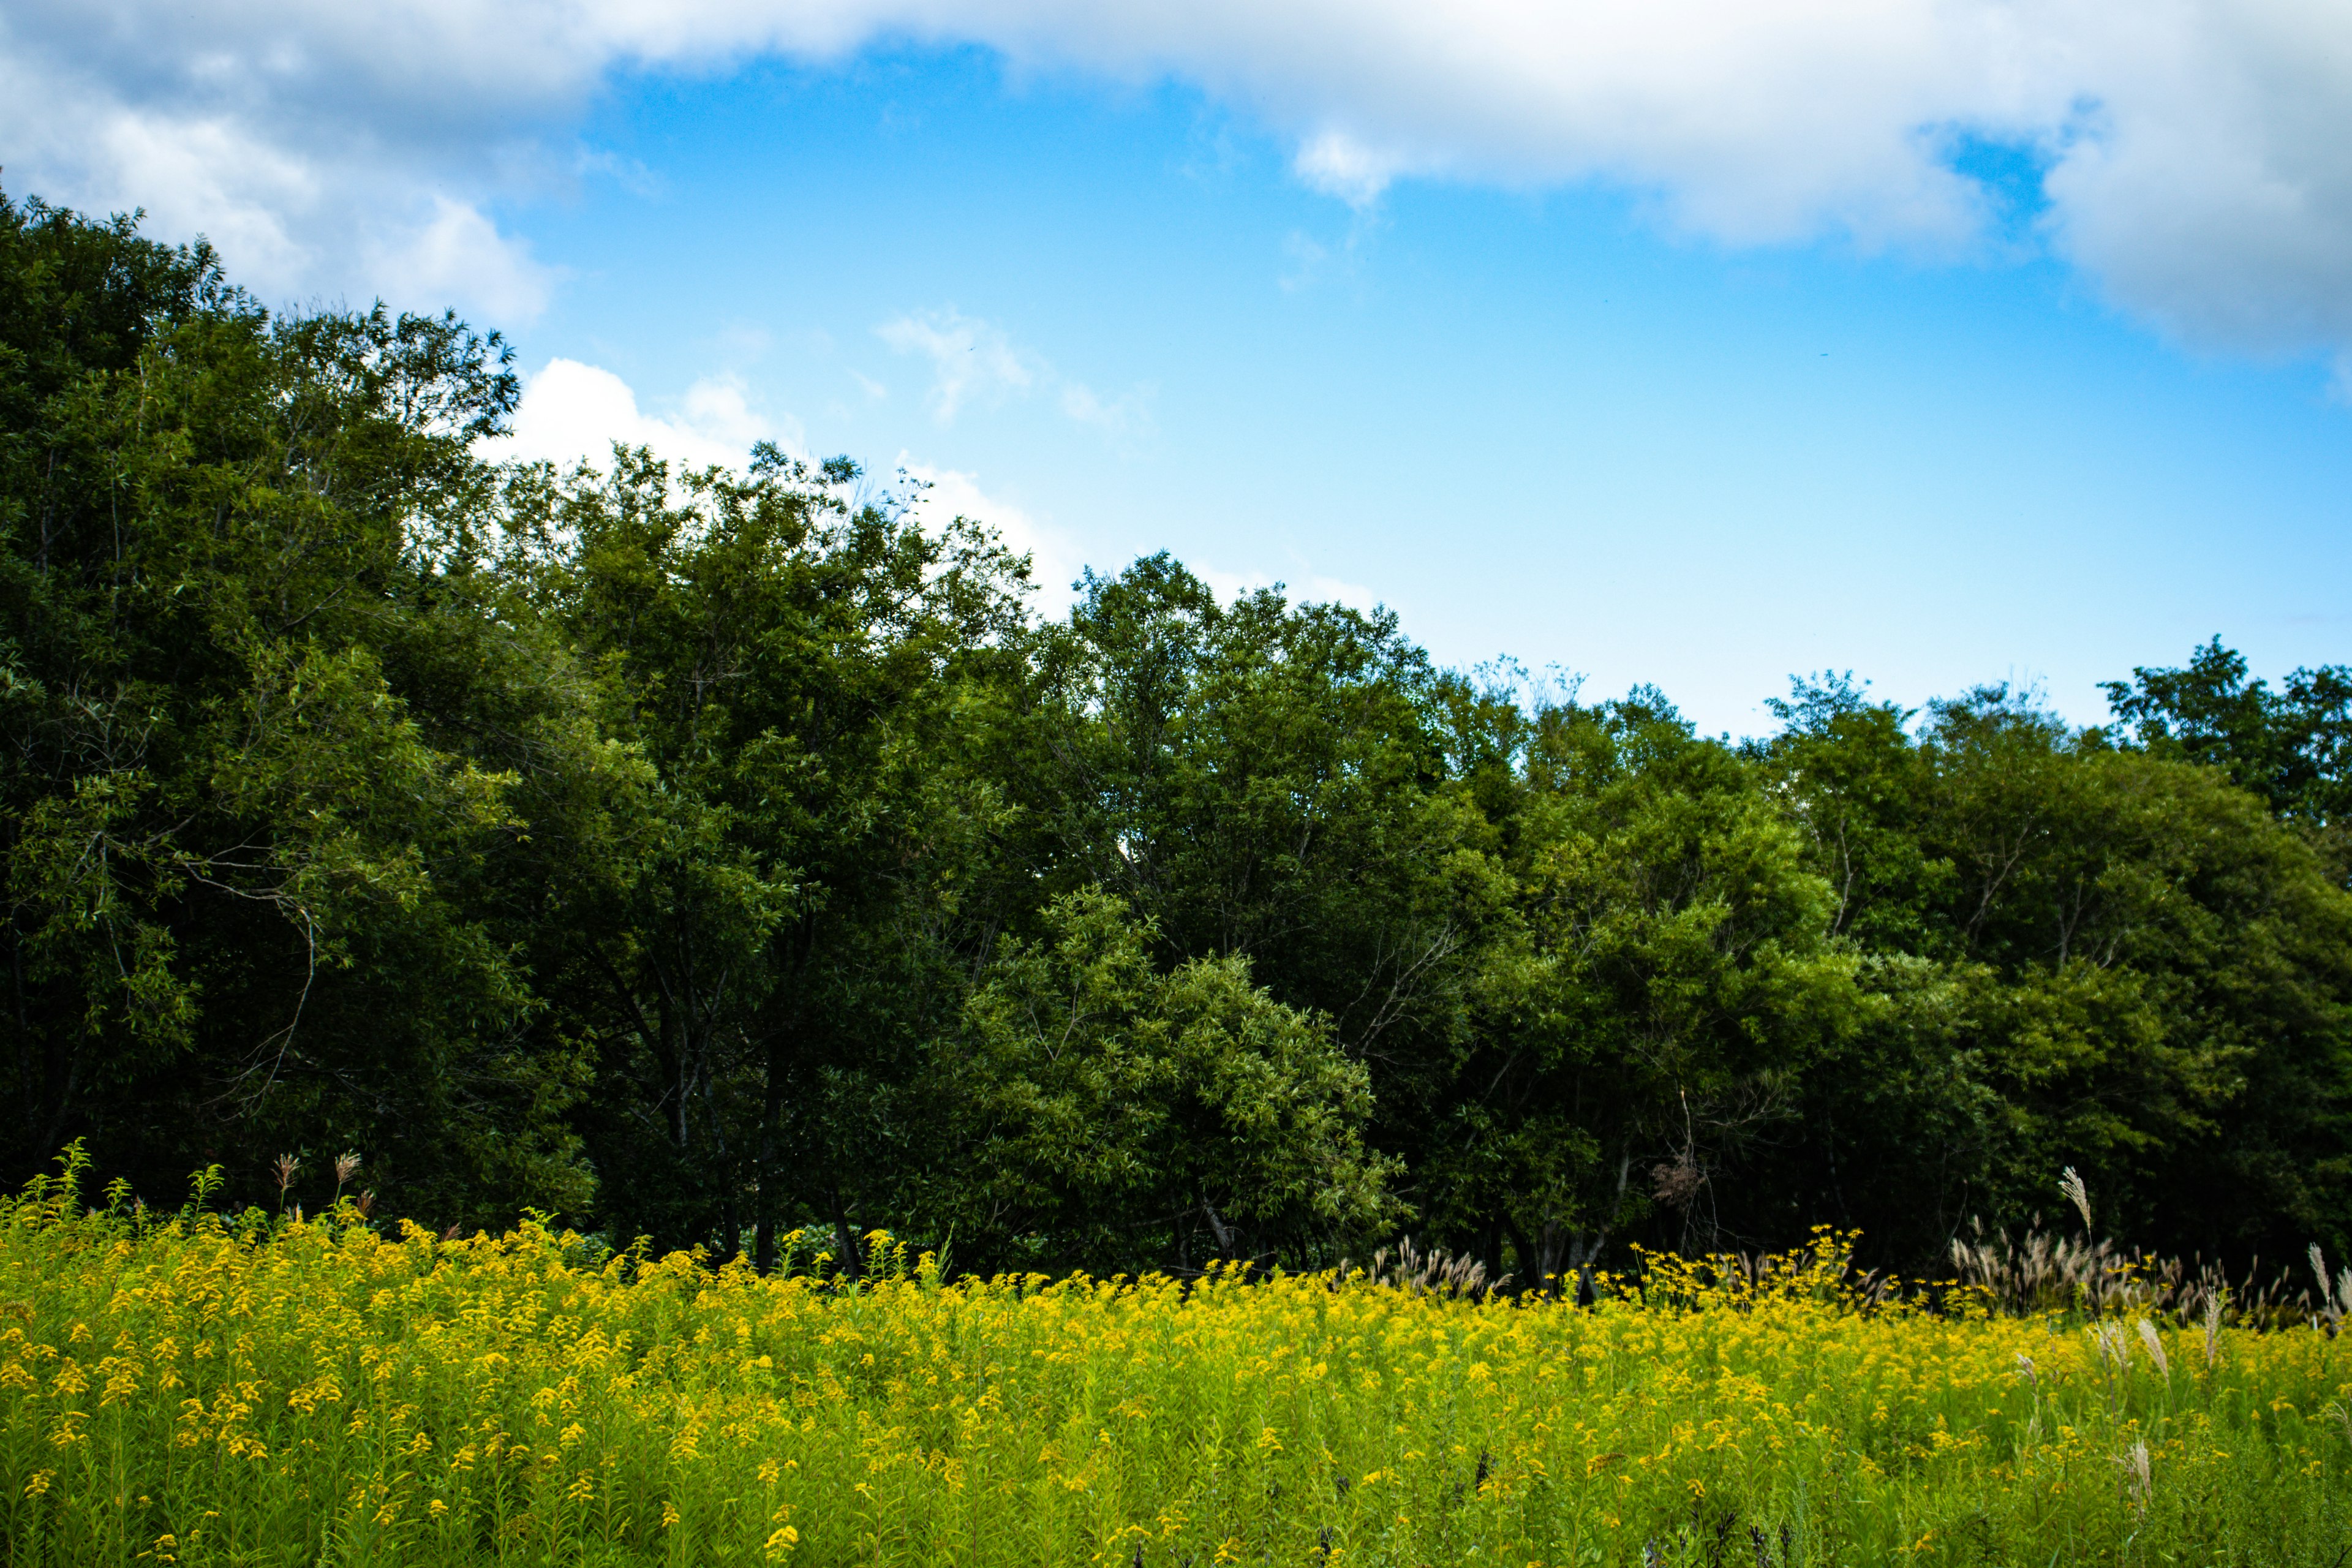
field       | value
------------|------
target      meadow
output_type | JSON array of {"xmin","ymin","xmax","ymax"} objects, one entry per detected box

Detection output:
[{"xmin": 6, "ymin": 1158, "xmax": 2351, "ymax": 1567}]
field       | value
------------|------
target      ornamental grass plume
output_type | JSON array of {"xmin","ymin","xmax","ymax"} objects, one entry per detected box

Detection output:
[
  {"xmin": 1949, "ymin": 1203, "xmax": 2313, "ymax": 1327},
  {"xmin": 2115, "ymin": 1439, "xmax": 2154, "ymax": 1521},
  {"xmin": 2136, "ymin": 1318, "xmax": 2169, "ymax": 1378},
  {"xmin": 2060, "ymin": 1166, "xmax": 2094, "ymax": 1232},
  {"xmin": 2308, "ymin": 1244, "xmax": 2352, "ymax": 1334},
  {"xmin": 1334, "ymin": 1236, "xmax": 1504, "ymax": 1298}
]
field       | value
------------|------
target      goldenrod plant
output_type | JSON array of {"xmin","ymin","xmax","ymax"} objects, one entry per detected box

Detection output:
[{"xmin": 7, "ymin": 1150, "xmax": 2351, "ymax": 1566}]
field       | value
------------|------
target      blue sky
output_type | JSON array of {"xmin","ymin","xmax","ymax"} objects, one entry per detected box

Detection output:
[{"xmin": 10, "ymin": 3, "xmax": 2352, "ymax": 734}]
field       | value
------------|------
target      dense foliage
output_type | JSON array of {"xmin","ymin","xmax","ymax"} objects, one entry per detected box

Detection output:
[
  {"xmin": 10, "ymin": 1169, "xmax": 2352, "ymax": 1567},
  {"xmin": 7, "ymin": 192, "xmax": 2352, "ymax": 1279}
]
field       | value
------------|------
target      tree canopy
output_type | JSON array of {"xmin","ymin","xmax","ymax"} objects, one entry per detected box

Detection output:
[{"xmin": 8, "ymin": 191, "xmax": 2351, "ymax": 1280}]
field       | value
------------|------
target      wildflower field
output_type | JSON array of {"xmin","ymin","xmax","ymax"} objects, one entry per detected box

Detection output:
[{"xmin": 6, "ymin": 1166, "xmax": 2351, "ymax": 1566}]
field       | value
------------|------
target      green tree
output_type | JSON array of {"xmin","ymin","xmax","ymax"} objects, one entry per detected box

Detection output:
[
  {"xmin": 1017, "ymin": 558, "xmax": 1517, "ymax": 1250},
  {"xmin": 941, "ymin": 889, "xmax": 1399, "ymax": 1273},
  {"xmin": 0, "ymin": 193, "xmax": 605, "ymax": 1221},
  {"xmin": 1757, "ymin": 679, "xmax": 2352, "ymax": 1264},
  {"xmin": 2103, "ymin": 638, "xmax": 2352, "ymax": 830},
  {"xmin": 505, "ymin": 447, "xmax": 1032, "ymax": 1263},
  {"xmin": 1453, "ymin": 690, "xmax": 1863, "ymax": 1275}
]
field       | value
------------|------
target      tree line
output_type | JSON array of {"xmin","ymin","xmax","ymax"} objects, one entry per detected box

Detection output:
[{"xmin": 7, "ymin": 191, "xmax": 2351, "ymax": 1281}]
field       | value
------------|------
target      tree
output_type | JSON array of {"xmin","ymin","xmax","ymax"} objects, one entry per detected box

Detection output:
[
  {"xmin": 504, "ymin": 447, "xmax": 1032, "ymax": 1262},
  {"xmin": 1755, "ymin": 679, "xmax": 2352, "ymax": 1264},
  {"xmin": 2103, "ymin": 638, "xmax": 2352, "ymax": 831},
  {"xmin": 13, "ymin": 189, "xmax": 2352, "ymax": 1282},
  {"xmin": 1453, "ymin": 690, "xmax": 1863, "ymax": 1273},
  {"xmin": 1017, "ymin": 558, "xmax": 1518, "ymax": 1252},
  {"xmin": 0, "ymin": 192, "xmax": 605, "ymax": 1221},
  {"xmin": 939, "ymin": 889, "xmax": 1399, "ymax": 1274}
]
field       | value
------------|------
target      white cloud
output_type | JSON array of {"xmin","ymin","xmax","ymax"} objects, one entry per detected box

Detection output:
[
  {"xmin": 2031, "ymin": 0, "xmax": 2352, "ymax": 354},
  {"xmin": 1292, "ymin": 130, "xmax": 1406, "ymax": 210},
  {"xmin": 1058, "ymin": 381, "xmax": 1155, "ymax": 441},
  {"xmin": 876, "ymin": 307, "xmax": 1039, "ymax": 421},
  {"xmin": 491, "ymin": 363, "xmax": 1071, "ymax": 606},
  {"xmin": 880, "ymin": 307, "xmax": 1154, "ymax": 442},
  {"xmin": 13, "ymin": 0, "xmax": 2352, "ymax": 359},
  {"xmin": 894, "ymin": 457, "xmax": 1083, "ymax": 613},
  {"xmin": 493, "ymin": 358, "xmax": 803, "ymax": 471},
  {"xmin": 374, "ymin": 197, "xmax": 557, "ymax": 325},
  {"xmin": 1196, "ymin": 563, "xmax": 1385, "ymax": 616},
  {"xmin": 0, "ymin": 2, "xmax": 560, "ymax": 324}
]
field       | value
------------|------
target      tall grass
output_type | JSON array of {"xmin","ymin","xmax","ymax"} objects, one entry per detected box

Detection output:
[
  {"xmin": 1943, "ymin": 1168, "xmax": 2331, "ymax": 1330},
  {"xmin": 6, "ymin": 1152, "xmax": 2351, "ymax": 1566}
]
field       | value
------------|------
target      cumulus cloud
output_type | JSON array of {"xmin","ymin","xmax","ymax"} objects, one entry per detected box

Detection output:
[
  {"xmin": 492, "ymin": 358, "xmax": 803, "ymax": 471},
  {"xmin": 895, "ymin": 457, "xmax": 1083, "ymax": 612},
  {"xmin": 11, "ymin": 0, "xmax": 2352, "ymax": 360},
  {"xmin": 488, "ymin": 363, "xmax": 1072, "ymax": 609},
  {"xmin": 0, "ymin": 0, "xmax": 564, "ymax": 322},
  {"xmin": 375, "ymin": 198, "xmax": 558, "ymax": 325}
]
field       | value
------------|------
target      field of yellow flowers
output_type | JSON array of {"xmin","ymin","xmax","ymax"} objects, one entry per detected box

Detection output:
[{"xmin": 6, "ymin": 1157, "xmax": 2351, "ymax": 1566}]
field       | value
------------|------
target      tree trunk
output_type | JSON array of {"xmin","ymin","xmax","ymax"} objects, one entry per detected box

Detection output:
[
  {"xmin": 753, "ymin": 1024, "xmax": 788, "ymax": 1273},
  {"xmin": 701, "ymin": 1052, "xmax": 738, "ymax": 1260},
  {"xmin": 831, "ymin": 1185, "xmax": 859, "ymax": 1281}
]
